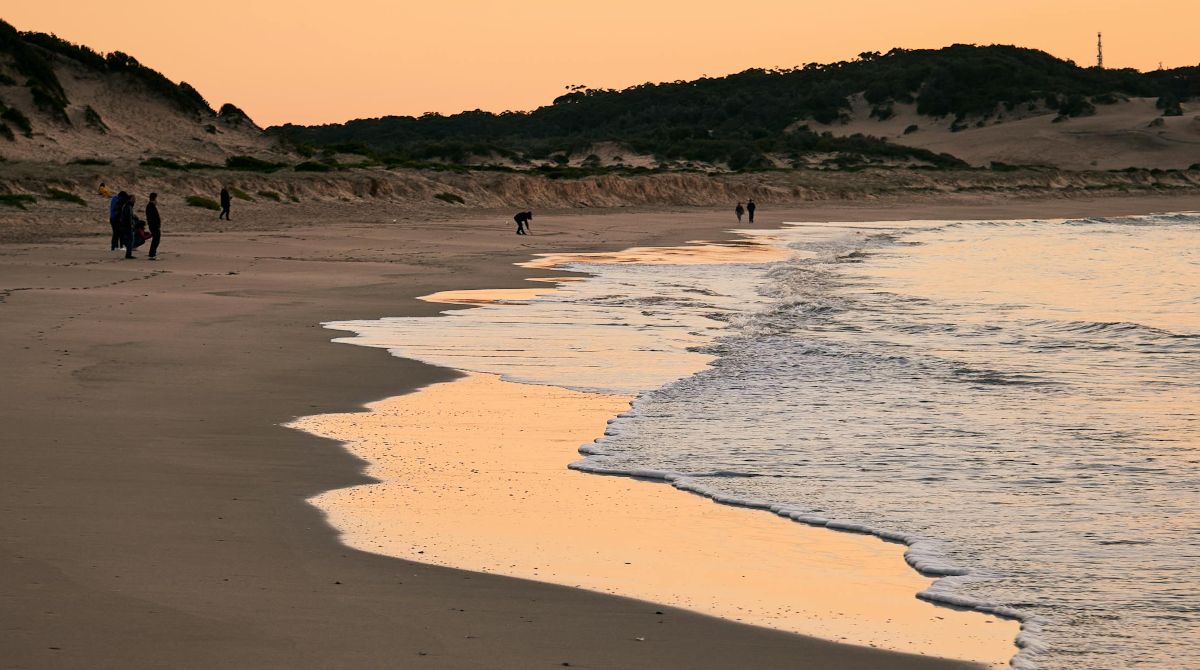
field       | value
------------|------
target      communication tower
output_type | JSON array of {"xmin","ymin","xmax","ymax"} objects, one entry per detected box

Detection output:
[{"xmin": 1097, "ymin": 32, "xmax": 1104, "ymax": 69}]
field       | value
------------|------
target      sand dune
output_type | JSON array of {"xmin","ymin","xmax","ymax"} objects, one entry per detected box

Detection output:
[
  {"xmin": 0, "ymin": 55, "xmax": 283, "ymax": 164},
  {"xmin": 820, "ymin": 95, "xmax": 1200, "ymax": 170}
]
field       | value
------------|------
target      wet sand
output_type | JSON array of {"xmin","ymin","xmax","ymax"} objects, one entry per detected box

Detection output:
[
  {"xmin": 3, "ymin": 194, "xmax": 1199, "ymax": 669},
  {"xmin": 293, "ymin": 372, "xmax": 1016, "ymax": 667}
]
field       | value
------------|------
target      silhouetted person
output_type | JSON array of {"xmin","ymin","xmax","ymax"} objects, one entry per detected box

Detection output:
[
  {"xmin": 146, "ymin": 192, "xmax": 162, "ymax": 260},
  {"xmin": 514, "ymin": 211, "xmax": 533, "ymax": 235},
  {"xmin": 120, "ymin": 194, "xmax": 137, "ymax": 259},
  {"xmin": 219, "ymin": 187, "xmax": 232, "ymax": 220},
  {"xmin": 735, "ymin": 202, "xmax": 744, "ymax": 222},
  {"xmin": 109, "ymin": 191, "xmax": 124, "ymax": 251},
  {"xmin": 747, "ymin": 199, "xmax": 757, "ymax": 223}
]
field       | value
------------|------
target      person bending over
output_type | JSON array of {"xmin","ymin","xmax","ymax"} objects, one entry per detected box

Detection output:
[{"xmin": 514, "ymin": 211, "xmax": 533, "ymax": 235}]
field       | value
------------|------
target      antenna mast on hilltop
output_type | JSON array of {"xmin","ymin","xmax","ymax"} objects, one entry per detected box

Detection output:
[{"xmin": 1097, "ymin": 32, "xmax": 1104, "ymax": 69}]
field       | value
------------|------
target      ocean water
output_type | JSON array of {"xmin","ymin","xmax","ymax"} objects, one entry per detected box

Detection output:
[{"xmin": 328, "ymin": 214, "xmax": 1199, "ymax": 669}]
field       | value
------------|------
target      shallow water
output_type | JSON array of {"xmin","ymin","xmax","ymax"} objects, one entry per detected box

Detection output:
[{"xmin": 328, "ymin": 214, "xmax": 1199, "ymax": 669}]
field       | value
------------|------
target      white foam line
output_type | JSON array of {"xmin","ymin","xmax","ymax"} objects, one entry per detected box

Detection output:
[{"xmin": 575, "ymin": 417, "xmax": 1048, "ymax": 669}]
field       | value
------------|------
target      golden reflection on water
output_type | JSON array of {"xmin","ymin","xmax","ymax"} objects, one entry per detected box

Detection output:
[{"xmin": 866, "ymin": 222, "xmax": 1200, "ymax": 332}]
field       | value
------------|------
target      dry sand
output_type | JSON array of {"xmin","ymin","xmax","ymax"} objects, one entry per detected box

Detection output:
[{"xmin": 3, "ymin": 194, "xmax": 1200, "ymax": 669}]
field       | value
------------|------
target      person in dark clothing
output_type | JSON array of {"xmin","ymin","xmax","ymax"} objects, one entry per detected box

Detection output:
[
  {"xmin": 746, "ymin": 199, "xmax": 757, "ymax": 223},
  {"xmin": 219, "ymin": 187, "xmax": 232, "ymax": 220},
  {"xmin": 120, "ymin": 194, "xmax": 137, "ymax": 259},
  {"xmin": 735, "ymin": 202, "xmax": 745, "ymax": 222},
  {"xmin": 109, "ymin": 191, "xmax": 125, "ymax": 251},
  {"xmin": 146, "ymin": 192, "xmax": 162, "ymax": 260},
  {"xmin": 514, "ymin": 211, "xmax": 533, "ymax": 235}
]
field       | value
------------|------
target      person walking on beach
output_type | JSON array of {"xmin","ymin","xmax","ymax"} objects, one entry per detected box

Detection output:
[
  {"xmin": 735, "ymin": 202, "xmax": 745, "ymax": 222},
  {"xmin": 219, "ymin": 187, "xmax": 232, "ymax": 221},
  {"xmin": 109, "ymin": 191, "xmax": 124, "ymax": 251},
  {"xmin": 747, "ymin": 199, "xmax": 757, "ymax": 223},
  {"xmin": 145, "ymin": 192, "xmax": 162, "ymax": 260},
  {"xmin": 514, "ymin": 211, "xmax": 532, "ymax": 235}
]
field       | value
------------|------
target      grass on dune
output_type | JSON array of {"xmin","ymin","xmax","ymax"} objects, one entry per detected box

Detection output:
[
  {"xmin": 46, "ymin": 188, "xmax": 87, "ymax": 206},
  {"xmin": 0, "ymin": 194, "xmax": 37, "ymax": 209},
  {"xmin": 185, "ymin": 195, "xmax": 221, "ymax": 210}
]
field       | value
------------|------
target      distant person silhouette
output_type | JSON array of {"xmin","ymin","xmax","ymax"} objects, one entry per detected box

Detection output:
[
  {"xmin": 747, "ymin": 199, "xmax": 756, "ymax": 223},
  {"xmin": 735, "ymin": 202, "xmax": 745, "ymax": 222},
  {"xmin": 514, "ymin": 211, "xmax": 533, "ymax": 235},
  {"xmin": 146, "ymin": 192, "xmax": 162, "ymax": 260},
  {"xmin": 219, "ymin": 187, "xmax": 232, "ymax": 220}
]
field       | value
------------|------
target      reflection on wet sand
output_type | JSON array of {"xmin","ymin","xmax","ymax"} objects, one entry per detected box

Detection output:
[
  {"xmin": 292, "ymin": 373, "xmax": 1016, "ymax": 667},
  {"xmin": 520, "ymin": 236, "xmax": 791, "ymax": 269}
]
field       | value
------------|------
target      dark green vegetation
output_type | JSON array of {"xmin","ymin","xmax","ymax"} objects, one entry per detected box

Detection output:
[
  {"xmin": 229, "ymin": 187, "xmax": 254, "ymax": 201},
  {"xmin": 272, "ymin": 45, "xmax": 1200, "ymax": 171},
  {"xmin": 0, "ymin": 194, "xmax": 37, "ymax": 209},
  {"xmin": 83, "ymin": 105, "xmax": 107, "ymax": 132},
  {"xmin": 224, "ymin": 155, "xmax": 287, "ymax": 172},
  {"xmin": 433, "ymin": 191, "xmax": 465, "ymax": 204},
  {"xmin": 1, "ymin": 105, "xmax": 33, "ymax": 137},
  {"xmin": 256, "ymin": 190, "xmax": 283, "ymax": 201},
  {"xmin": 0, "ymin": 18, "xmax": 212, "ymax": 133},
  {"xmin": 45, "ymin": 188, "xmax": 86, "ymax": 205},
  {"xmin": 185, "ymin": 195, "xmax": 221, "ymax": 210},
  {"xmin": 217, "ymin": 103, "xmax": 256, "ymax": 127},
  {"xmin": 68, "ymin": 157, "xmax": 112, "ymax": 166}
]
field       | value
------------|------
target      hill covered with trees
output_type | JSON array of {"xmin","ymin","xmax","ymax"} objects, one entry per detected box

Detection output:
[{"xmin": 270, "ymin": 44, "xmax": 1200, "ymax": 172}]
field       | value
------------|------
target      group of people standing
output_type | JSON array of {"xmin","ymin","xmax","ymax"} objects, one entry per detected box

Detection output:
[
  {"xmin": 100, "ymin": 182, "xmax": 161, "ymax": 260},
  {"xmin": 735, "ymin": 199, "xmax": 757, "ymax": 223}
]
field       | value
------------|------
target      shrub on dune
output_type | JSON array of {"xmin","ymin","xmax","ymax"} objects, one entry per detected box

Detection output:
[
  {"xmin": 185, "ymin": 195, "xmax": 221, "ymax": 210},
  {"xmin": 0, "ymin": 194, "xmax": 37, "ymax": 209},
  {"xmin": 46, "ymin": 188, "xmax": 86, "ymax": 205},
  {"xmin": 225, "ymin": 155, "xmax": 287, "ymax": 172},
  {"xmin": 434, "ymin": 192, "xmax": 465, "ymax": 204}
]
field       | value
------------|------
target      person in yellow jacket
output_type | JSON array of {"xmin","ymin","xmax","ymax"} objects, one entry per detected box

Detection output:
[{"xmin": 98, "ymin": 182, "xmax": 112, "ymax": 197}]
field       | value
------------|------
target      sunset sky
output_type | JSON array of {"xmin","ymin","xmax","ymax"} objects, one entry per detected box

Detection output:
[{"xmin": 5, "ymin": 1, "xmax": 1197, "ymax": 127}]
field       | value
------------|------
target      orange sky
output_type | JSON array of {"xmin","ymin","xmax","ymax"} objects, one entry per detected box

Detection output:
[{"xmin": 5, "ymin": 1, "xmax": 1196, "ymax": 127}]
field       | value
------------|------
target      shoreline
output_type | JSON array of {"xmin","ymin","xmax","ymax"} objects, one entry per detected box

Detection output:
[
  {"xmin": 290, "ymin": 224, "xmax": 1018, "ymax": 665},
  {"xmin": 3, "ymin": 194, "xmax": 1199, "ymax": 668}
]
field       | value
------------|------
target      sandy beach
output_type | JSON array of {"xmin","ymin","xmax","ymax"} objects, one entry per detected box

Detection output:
[{"xmin": 3, "ymin": 193, "xmax": 1199, "ymax": 669}]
